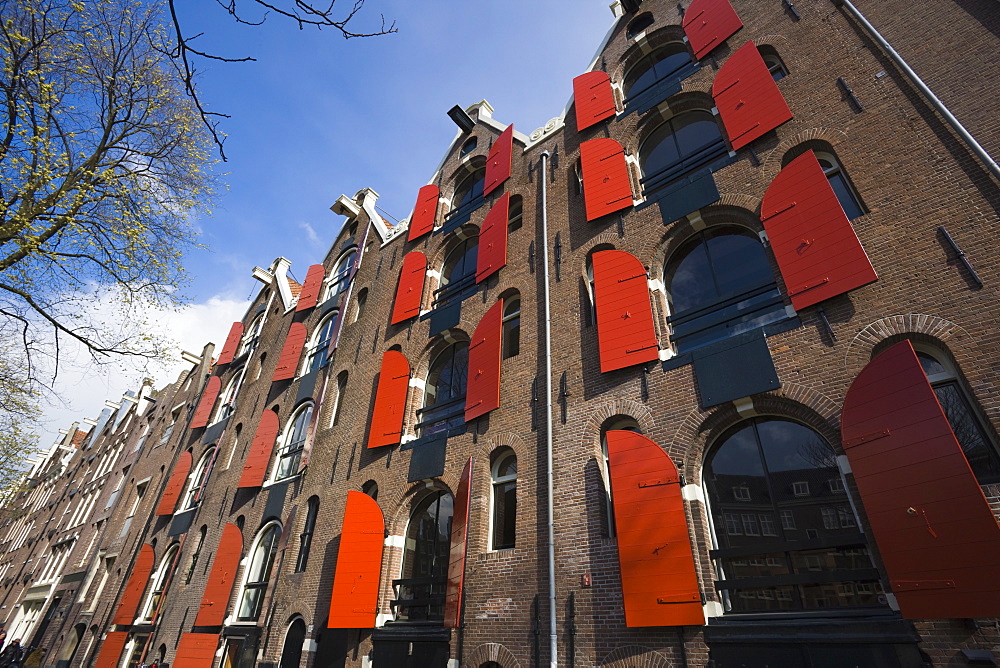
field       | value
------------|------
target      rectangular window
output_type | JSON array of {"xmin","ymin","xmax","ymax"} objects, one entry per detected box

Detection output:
[
  {"xmin": 732, "ymin": 485, "xmax": 751, "ymax": 501},
  {"xmin": 758, "ymin": 513, "xmax": 777, "ymax": 536},
  {"xmin": 838, "ymin": 506, "xmax": 857, "ymax": 528},
  {"xmin": 779, "ymin": 509, "xmax": 795, "ymax": 530},
  {"xmin": 828, "ymin": 478, "xmax": 845, "ymax": 493},
  {"xmin": 741, "ymin": 513, "xmax": 759, "ymax": 536},
  {"xmin": 724, "ymin": 513, "xmax": 741, "ymax": 535},
  {"xmin": 792, "ymin": 481, "xmax": 810, "ymax": 497},
  {"xmin": 822, "ymin": 507, "xmax": 837, "ymax": 530}
]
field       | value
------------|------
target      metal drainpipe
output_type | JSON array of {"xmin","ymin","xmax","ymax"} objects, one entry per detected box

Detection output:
[
  {"xmin": 539, "ymin": 150, "xmax": 559, "ymax": 668},
  {"xmin": 833, "ymin": 0, "xmax": 1000, "ymax": 181}
]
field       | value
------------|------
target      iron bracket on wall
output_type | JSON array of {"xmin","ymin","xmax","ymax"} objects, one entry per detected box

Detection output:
[
  {"xmin": 782, "ymin": 0, "xmax": 801, "ymax": 20},
  {"xmin": 837, "ymin": 77, "xmax": 864, "ymax": 112},
  {"xmin": 816, "ymin": 305, "xmax": 838, "ymax": 343},
  {"xmin": 939, "ymin": 226, "xmax": 984, "ymax": 288}
]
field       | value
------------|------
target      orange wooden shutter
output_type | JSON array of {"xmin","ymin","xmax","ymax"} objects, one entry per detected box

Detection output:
[
  {"xmin": 761, "ymin": 151, "xmax": 877, "ymax": 310},
  {"xmin": 465, "ymin": 301, "xmax": 503, "ymax": 421},
  {"xmin": 682, "ymin": 0, "xmax": 743, "ymax": 60},
  {"xmin": 194, "ymin": 523, "xmax": 243, "ymax": 626},
  {"xmin": 711, "ymin": 40, "xmax": 793, "ymax": 150},
  {"xmin": 296, "ymin": 264, "xmax": 326, "ymax": 312},
  {"xmin": 155, "ymin": 451, "xmax": 192, "ymax": 516},
  {"xmin": 328, "ymin": 491, "xmax": 385, "ymax": 628},
  {"xmin": 237, "ymin": 409, "xmax": 280, "ymax": 488},
  {"xmin": 272, "ymin": 322, "xmax": 307, "ymax": 382},
  {"xmin": 484, "ymin": 125, "xmax": 514, "ymax": 196},
  {"xmin": 573, "ymin": 71, "xmax": 616, "ymax": 131},
  {"xmin": 606, "ymin": 430, "xmax": 704, "ymax": 626},
  {"xmin": 189, "ymin": 376, "xmax": 222, "ymax": 429},
  {"xmin": 475, "ymin": 193, "xmax": 509, "ymax": 284},
  {"xmin": 842, "ymin": 341, "xmax": 1000, "ymax": 619},
  {"xmin": 390, "ymin": 252, "xmax": 427, "ymax": 325},
  {"xmin": 592, "ymin": 250, "xmax": 659, "ymax": 372},
  {"xmin": 175, "ymin": 633, "xmax": 219, "ymax": 667},
  {"xmin": 112, "ymin": 543, "xmax": 155, "ymax": 624},
  {"xmin": 93, "ymin": 632, "xmax": 129, "ymax": 668},
  {"xmin": 407, "ymin": 185, "xmax": 440, "ymax": 242},
  {"xmin": 580, "ymin": 138, "xmax": 634, "ymax": 221},
  {"xmin": 366, "ymin": 351, "xmax": 410, "ymax": 449},
  {"xmin": 444, "ymin": 457, "xmax": 473, "ymax": 628},
  {"xmin": 216, "ymin": 322, "xmax": 244, "ymax": 365}
]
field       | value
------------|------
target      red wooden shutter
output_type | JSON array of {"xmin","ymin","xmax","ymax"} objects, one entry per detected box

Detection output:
[
  {"xmin": 189, "ymin": 376, "xmax": 222, "ymax": 429},
  {"xmin": 328, "ymin": 491, "xmax": 385, "ymax": 628},
  {"xmin": 175, "ymin": 633, "xmax": 219, "ymax": 668},
  {"xmin": 272, "ymin": 322, "xmax": 307, "ymax": 382},
  {"xmin": 112, "ymin": 543, "xmax": 155, "ymax": 624},
  {"xmin": 682, "ymin": 0, "xmax": 744, "ymax": 60},
  {"xmin": 155, "ymin": 451, "xmax": 192, "ymax": 516},
  {"xmin": 712, "ymin": 40, "xmax": 793, "ymax": 150},
  {"xmin": 605, "ymin": 430, "xmax": 705, "ymax": 627},
  {"xmin": 216, "ymin": 322, "xmax": 244, "ymax": 365},
  {"xmin": 366, "ymin": 351, "xmax": 410, "ymax": 449},
  {"xmin": 237, "ymin": 409, "xmax": 280, "ymax": 489},
  {"xmin": 842, "ymin": 341, "xmax": 1000, "ymax": 619},
  {"xmin": 407, "ymin": 185, "xmax": 440, "ymax": 242},
  {"xmin": 592, "ymin": 250, "xmax": 659, "ymax": 372},
  {"xmin": 580, "ymin": 138, "xmax": 634, "ymax": 221},
  {"xmin": 484, "ymin": 125, "xmax": 514, "ymax": 196},
  {"xmin": 194, "ymin": 523, "xmax": 243, "ymax": 626},
  {"xmin": 445, "ymin": 457, "xmax": 474, "ymax": 628},
  {"xmin": 93, "ymin": 632, "xmax": 129, "ymax": 668},
  {"xmin": 573, "ymin": 71, "xmax": 617, "ymax": 131},
  {"xmin": 296, "ymin": 264, "xmax": 326, "ymax": 312},
  {"xmin": 761, "ymin": 151, "xmax": 877, "ymax": 310},
  {"xmin": 465, "ymin": 301, "xmax": 503, "ymax": 421},
  {"xmin": 476, "ymin": 193, "xmax": 509, "ymax": 283},
  {"xmin": 390, "ymin": 252, "xmax": 427, "ymax": 325}
]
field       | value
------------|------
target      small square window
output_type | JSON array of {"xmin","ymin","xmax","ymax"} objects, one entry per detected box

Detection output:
[
  {"xmin": 792, "ymin": 481, "xmax": 810, "ymax": 497},
  {"xmin": 732, "ymin": 485, "xmax": 751, "ymax": 501}
]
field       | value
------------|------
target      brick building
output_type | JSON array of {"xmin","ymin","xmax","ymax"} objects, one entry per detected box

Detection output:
[{"xmin": 3, "ymin": 0, "xmax": 999, "ymax": 666}]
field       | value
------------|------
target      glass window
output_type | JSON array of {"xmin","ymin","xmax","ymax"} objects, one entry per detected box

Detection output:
[
  {"xmin": 239, "ymin": 315, "xmax": 264, "ymax": 357},
  {"xmin": 213, "ymin": 374, "xmax": 243, "ymax": 424},
  {"xmin": 353, "ymin": 288, "xmax": 368, "ymax": 323},
  {"xmin": 185, "ymin": 526, "xmax": 207, "ymax": 584},
  {"xmin": 491, "ymin": 451, "xmax": 517, "ymax": 550},
  {"xmin": 324, "ymin": 250, "xmax": 357, "ymax": 301},
  {"xmin": 140, "ymin": 544, "xmax": 179, "ymax": 622},
  {"xmin": 295, "ymin": 496, "xmax": 319, "ymax": 573},
  {"xmin": 440, "ymin": 236, "xmax": 479, "ymax": 294},
  {"xmin": 419, "ymin": 342, "xmax": 469, "ymax": 437},
  {"xmin": 304, "ymin": 312, "xmax": 338, "ymax": 375},
  {"xmin": 180, "ymin": 448, "xmax": 215, "ymax": 511},
  {"xmin": 759, "ymin": 46, "xmax": 789, "ymax": 81},
  {"xmin": 273, "ymin": 405, "xmax": 312, "ymax": 481},
  {"xmin": 453, "ymin": 169, "xmax": 485, "ymax": 212},
  {"xmin": 507, "ymin": 195, "xmax": 523, "ymax": 232},
  {"xmin": 330, "ymin": 371, "xmax": 348, "ymax": 427},
  {"xmin": 600, "ymin": 417, "xmax": 642, "ymax": 538},
  {"xmin": 625, "ymin": 12, "xmax": 654, "ymax": 40},
  {"xmin": 815, "ymin": 152, "xmax": 865, "ymax": 220},
  {"xmin": 624, "ymin": 43, "xmax": 693, "ymax": 100},
  {"xmin": 502, "ymin": 296, "xmax": 521, "ymax": 359},
  {"xmin": 639, "ymin": 111, "xmax": 727, "ymax": 194},
  {"xmin": 394, "ymin": 491, "xmax": 454, "ymax": 622},
  {"xmin": 280, "ymin": 618, "xmax": 306, "ymax": 668},
  {"xmin": 460, "ymin": 137, "xmax": 478, "ymax": 156},
  {"xmin": 237, "ymin": 523, "xmax": 281, "ymax": 621}
]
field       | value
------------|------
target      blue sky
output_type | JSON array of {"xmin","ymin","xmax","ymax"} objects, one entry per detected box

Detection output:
[{"xmin": 39, "ymin": 0, "xmax": 618, "ymax": 447}]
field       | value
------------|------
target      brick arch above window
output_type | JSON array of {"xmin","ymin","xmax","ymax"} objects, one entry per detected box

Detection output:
[
  {"xmin": 613, "ymin": 24, "xmax": 688, "ymax": 82},
  {"xmin": 843, "ymin": 314, "xmax": 973, "ymax": 377},
  {"xmin": 463, "ymin": 643, "xmax": 522, "ymax": 668},
  {"xmin": 762, "ymin": 127, "xmax": 849, "ymax": 179}
]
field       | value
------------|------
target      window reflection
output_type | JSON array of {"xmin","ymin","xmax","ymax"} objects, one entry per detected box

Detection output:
[{"xmin": 394, "ymin": 491, "xmax": 454, "ymax": 622}]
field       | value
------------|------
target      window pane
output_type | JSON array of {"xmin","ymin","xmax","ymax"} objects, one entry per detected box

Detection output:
[
  {"xmin": 492, "ymin": 480, "xmax": 516, "ymax": 549},
  {"xmin": 668, "ymin": 238, "xmax": 716, "ymax": 313},
  {"xmin": 705, "ymin": 232, "xmax": 774, "ymax": 298},
  {"xmin": 828, "ymin": 173, "xmax": 864, "ymax": 219},
  {"xmin": 933, "ymin": 382, "xmax": 1000, "ymax": 482},
  {"xmin": 672, "ymin": 112, "xmax": 723, "ymax": 159},
  {"xmin": 640, "ymin": 121, "xmax": 682, "ymax": 177}
]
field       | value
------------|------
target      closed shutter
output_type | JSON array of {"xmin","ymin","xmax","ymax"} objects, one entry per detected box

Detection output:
[
  {"xmin": 93, "ymin": 632, "xmax": 129, "ymax": 668},
  {"xmin": 189, "ymin": 376, "xmax": 222, "ymax": 429},
  {"xmin": 605, "ymin": 430, "xmax": 705, "ymax": 627},
  {"xmin": 407, "ymin": 185, "xmax": 440, "ymax": 242},
  {"xmin": 476, "ymin": 193, "xmax": 509, "ymax": 283},
  {"xmin": 296, "ymin": 264, "xmax": 326, "ymax": 312},
  {"xmin": 580, "ymin": 138, "xmax": 634, "ymax": 221},
  {"xmin": 195, "ymin": 523, "xmax": 243, "ymax": 626},
  {"xmin": 445, "ymin": 457, "xmax": 474, "ymax": 628},
  {"xmin": 761, "ymin": 151, "xmax": 877, "ymax": 310},
  {"xmin": 155, "ymin": 451, "xmax": 193, "ymax": 516},
  {"xmin": 682, "ymin": 0, "xmax": 744, "ymax": 60},
  {"xmin": 237, "ymin": 409, "xmax": 280, "ymax": 489},
  {"xmin": 841, "ymin": 341, "xmax": 1000, "ymax": 619},
  {"xmin": 573, "ymin": 71, "xmax": 617, "ymax": 131},
  {"xmin": 484, "ymin": 125, "xmax": 514, "ymax": 196},
  {"xmin": 592, "ymin": 250, "xmax": 659, "ymax": 372},
  {"xmin": 328, "ymin": 491, "xmax": 385, "ymax": 628},
  {"xmin": 390, "ymin": 252, "xmax": 427, "ymax": 325},
  {"xmin": 712, "ymin": 40, "xmax": 793, "ymax": 150},
  {"xmin": 366, "ymin": 351, "xmax": 410, "ymax": 449},
  {"xmin": 465, "ymin": 301, "xmax": 503, "ymax": 421},
  {"xmin": 272, "ymin": 322, "xmax": 307, "ymax": 382},
  {"xmin": 216, "ymin": 322, "xmax": 244, "ymax": 365},
  {"xmin": 112, "ymin": 543, "xmax": 155, "ymax": 624},
  {"xmin": 175, "ymin": 633, "xmax": 219, "ymax": 668}
]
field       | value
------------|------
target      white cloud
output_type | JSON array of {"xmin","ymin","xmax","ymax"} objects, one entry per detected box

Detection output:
[{"xmin": 299, "ymin": 221, "xmax": 321, "ymax": 246}]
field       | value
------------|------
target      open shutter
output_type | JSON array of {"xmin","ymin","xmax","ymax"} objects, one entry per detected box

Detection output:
[
  {"xmin": 476, "ymin": 193, "xmax": 509, "ymax": 283},
  {"xmin": 189, "ymin": 376, "xmax": 222, "ymax": 429},
  {"xmin": 216, "ymin": 322, "xmax": 244, "ymax": 365},
  {"xmin": 272, "ymin": 322, "xmax": 307, "ymax": 382},
  {"xmin": 296, "ymin": 264, "xmax": 326, "ymax": 312},
  {"xmin": 237, "ymin": 409, "xmax": 280, "ymax": 489},
  {"xmin": 580, "ymin": 138, "xmax": 634, "ymax": 221},
  {"xmin": 842, "ymin": 341, "xmax": 1000, "ymax": 619},
  {"xmin": 328, "ymin": 491, "xmax": 385, "ymax": 628},
  {"xmin": 712, "ymin": 40, "xmax": 793, "ymax": 150},
  {"xmin": 606, "ymin": 430, "xmax": 705, "ymax": 626},
  {"xmin": 761, "ymin": 151, "xmax": 877, "ymax": 310},
  {"xmin": 93, "ymin": 632, "xmax": 129, "ymax": 668},
  {"xmin": 465, "ymin": 301, "xmax": 503, "ymax": 421},
  {"xmin": 112, "ymin": 543, "xmax": 155, "ymax": 624},
  {"xmin": 156, "ymin": 451, "xmax": 193, "ymax": 516},
  {"xmin": 195, "ymin": 523, "xmax": 243, "ymax": 626},
  {"xmin": 484, "ymin": 125, "xmax": 514, "ymax": 196},
  {"xmin": 592, "ymin": 250, "xmax": 659, "ymax": 372},
  {"xmin": 574, "ymin": 71, "xmax": 617, "ymax": 131},
  {"xmin": 366, "ymin": 351, "xmax": 410, "ymax": 449},
  {"xmin": 445, "ymin": 457, "xmax": 474, "ymax": 628},
  {"xmin": 682, "ymin": 0, "xmax": 743, "ymax": 60},
  {"xmin": 175, "ymin": 633, "xmax": 219, "ymax": 668},
  {"xmin": 407, "ymin": 185, "xmax": 440, "ymax": 242},
  {"xmin": 390, "ymin": 252, "xmax": 427, "ymax": 325}
]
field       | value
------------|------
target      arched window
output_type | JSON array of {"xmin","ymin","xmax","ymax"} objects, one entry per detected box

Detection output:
[
  {"xmin": 440, "ymin": 236, "xmax": 479, "ymax": 295},
  {"xmin": 815, "ymin": 152, "xmax": 865, "ymax": 220},
  {"xmin": 273, "ymin": 404, "xmax": 312, "ymax": 481},
  {"xmin": 362, "ymin": 480, "xmax": 378, "ymax": 500},
  {"xmin": 460, "ymin": 136, "xmax": 478, "ymax": 156},
  {"xmin": 239, "ymin": 315, "xmax": 264, "ymax": 357},
  {"xmin": 624, "ymin": 43, "xmax": 694, "ymax": 102},
  {"xmin": 507, "ymin": 195, "xmax": 523, "ymax": 232},
  {"xmin": 180, "ymin": 448, "xmax": 215, "ymax": 511},
  {"xmin": 304, "ymin": 312, "xmax": 338, "ymax": 375},
  {"xmin": 185, "ymin": 526, "xmax": 207, "ymax": 584},
  {"xmin": 294, "ymin": 496, "xmax": 319, "ymax": 573},
  {"xmin": 324, "ymin": 250, "xmax": 357, "ymax": 302},
  {"xmin": 419, "ymin": 342, "xmax": 469, "ymax": 437},
  {"xmin": 639, "ymin": 110, "xmax": 728, "ymax": 194},
  {"xmin": 353, "ymin": 288, "xmax": 368, "ymax": 323},
  {"xmin": 502, "ymin": 295, "xmax": 521, "ymax": 359},
  {"xmin": 140, "ymin": 544, "xmax": 179, "ymax": 621},
  {"xmin": 491, "ymin": 450, "xmax": 517, "ymax": 550},
  {"xmin": 665, "ymin": 226, "xmax": 787, "ymax": 352},
  {"xmin": 280, "ymin": 618, "xmax": 307, "ymax": 668},
  {"xmin": 56, "ymin": 623, "xmax": 85, "ymax": 665},
  {"xmin": 600, "ymin": 417, "xmax": 641, "ymax": 538},
  {"xmin": 625, "ymin": 12, "xmax": 654, "ymax": 40},
  {"xmin": 453, "ymin": 168, "xmax": 485, "ymax": 213},
  {"xmin": 395, "ymin": 491, "xmax": 454, "ymax": 622},
  {"xmin": 758, "ymin": 45, "xmax": 788, "ymax": 81},
  {"xmin": 704, "ymin": 419, "xmax": 884, "ymax": 613},
  {"xmin": 236, "ymin": 522, "xmax": 282, "ymax": 621},
  {"xmin": 330, "ymin": 371, "xmax": 348, "ymax": 427}
]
